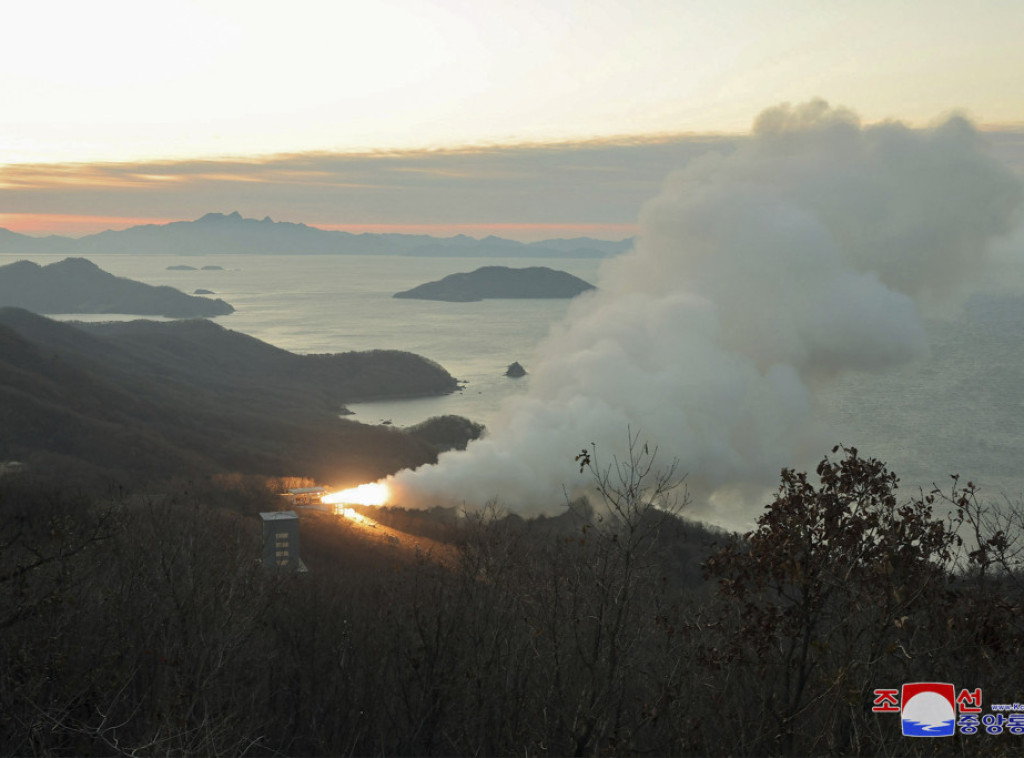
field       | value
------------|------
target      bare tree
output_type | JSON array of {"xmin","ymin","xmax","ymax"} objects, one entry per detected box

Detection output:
[{"xmin": 705, "ymin": 446, "xmax": 961, "ymax": 755}]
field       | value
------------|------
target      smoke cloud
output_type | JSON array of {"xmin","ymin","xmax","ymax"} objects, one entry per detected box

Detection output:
[{"xmin": 388, "ymin": 100, "xmax": 1022, "ymax": 522}]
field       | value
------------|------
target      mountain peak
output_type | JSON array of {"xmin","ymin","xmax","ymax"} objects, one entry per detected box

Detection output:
[
  {"xmin": 3, "ymin": 259, "xmax": 41, "ymax": 272},
  {"xmin": 50, "ymin": 257, "xmax": 102, "ymax": 272},
  {"xmin": 196, "ymin": 211, "xmax": 244, "ymax": 224}
]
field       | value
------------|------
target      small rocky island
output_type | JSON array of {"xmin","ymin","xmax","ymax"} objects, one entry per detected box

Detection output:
[
  {"xmin": 393, "ymin": 265, "xmax": 595, "ymax": 302},
  {"xmin": 0, "ymin": 258, "xmax": 235, "ymax": 317},
  {"xmin": 505, "ymin": 361, "xmax": 527, "ymax": 377}
]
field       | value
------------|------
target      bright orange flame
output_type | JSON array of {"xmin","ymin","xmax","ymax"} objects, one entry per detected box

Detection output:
[
  {"xmin": 321, "ymin": 482, "xmax": 390, "ymax": 506},
  {"xmin": 335, "ymin": 506, "xmax": 368, "ymax": 523}
]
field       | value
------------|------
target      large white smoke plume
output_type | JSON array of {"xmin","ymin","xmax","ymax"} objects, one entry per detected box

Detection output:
[{"xmin": 389, "ymin": 100, "xmax": 1021, "ymax": 522}]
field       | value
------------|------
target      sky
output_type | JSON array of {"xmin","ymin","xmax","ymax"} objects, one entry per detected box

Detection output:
[{"xmin": 3, "ymin": 0, "xmax": 1024, "ymax": 240}]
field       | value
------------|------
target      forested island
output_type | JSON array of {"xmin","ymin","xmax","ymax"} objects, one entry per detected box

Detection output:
[{"xmin": 393, "ymin": 265, "xmax": 596, "ymax": 302}]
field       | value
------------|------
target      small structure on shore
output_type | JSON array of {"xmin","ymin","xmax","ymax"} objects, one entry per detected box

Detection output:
[{"xmin": 283, "ymin": 486, "xmax": 328, "ymax": 505}]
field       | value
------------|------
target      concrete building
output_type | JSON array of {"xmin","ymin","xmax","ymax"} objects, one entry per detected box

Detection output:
[{"xmin": 259, "ymin": 511, "xmax": 307, "ymax": 572}]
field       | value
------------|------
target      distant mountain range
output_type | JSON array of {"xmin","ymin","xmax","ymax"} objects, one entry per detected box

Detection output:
[{"xmin": 0, "ymin": 212, "xmax": 633, "ymax": 258}]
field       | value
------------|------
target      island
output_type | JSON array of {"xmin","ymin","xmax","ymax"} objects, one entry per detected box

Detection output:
[
  {"xmin": 393, "ymin": 265, "xmax": 596, "ymax": 302},
  {"xmin": 167, "ymin": 264, "xmax": 197, "ymax": 270},
  {"xmin": 505, "ymin": 361, "xmax": 527, "ymax": 377},
  {"xmin": 0, "ymin": 258, "xmax": 235, "ymax": 317}
]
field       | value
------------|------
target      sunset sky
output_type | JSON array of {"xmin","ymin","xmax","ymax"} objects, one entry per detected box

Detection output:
[{"xmin": 4, "ymin": 0, "xmax": 1024, "ymax": 240}]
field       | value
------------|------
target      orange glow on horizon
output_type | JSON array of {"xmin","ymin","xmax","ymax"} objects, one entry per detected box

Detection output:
[{"xmin": 0, "ymin": 213, "xmax": 179, "ymax": 237}]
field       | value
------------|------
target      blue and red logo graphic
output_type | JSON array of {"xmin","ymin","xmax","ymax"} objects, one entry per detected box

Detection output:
[
  {"xmin": 874, "ymin": 683, "xmax": 1023, "ymax": 736},
  {"xmin": 900, "ymin": 683, "xmax": 956, "ymax": 737}
]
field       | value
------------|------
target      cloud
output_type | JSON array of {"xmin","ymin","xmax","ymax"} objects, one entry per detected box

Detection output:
[
  {"xmin": 0, "ymin": 135, "xmax": 736, "ymax": 239},
  {"xmin": 387, "ymin": 100, "xmax": 1022, "ymax": 523},
  {"xmin": 4, "ymin": 122, "xmax": 1023, "ymax": 244}
]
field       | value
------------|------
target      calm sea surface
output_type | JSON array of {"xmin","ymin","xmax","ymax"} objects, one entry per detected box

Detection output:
[
  {"xmin": 4, "ymin": 253, "xmax": 602, "ymax": 427},
  {"xmin": 5, "ymin": 251, "xmax": 1024, "ymax": 501}
]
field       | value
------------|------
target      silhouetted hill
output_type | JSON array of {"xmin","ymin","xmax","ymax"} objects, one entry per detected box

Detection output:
[
  {"xmin": 0, "ymin": 319, "xmax": 212, "ymax": 477},
  {"xmin": 0, "ymin": 212, "xmax": 632, "ymax": 258},
  {"xmin": 0, "ymin": 257, "xmax": 234, "ymax": 317},
  {"xmin": 406, "ymin": 415, "xmax": 485, "ymax": 451},
  {"xmin": 0, "ymin": 308, "xmax": 457, "ymax": 483},
  {"xmin": 0, "ymin": 227, "xmax": 77, "ymax": 254},
  {"xmin": 77, "ymin": 319, "xmax": 458, "ymax": 412},
  {"xmin": 393, "ymin": 265, "xmax": 596, "ymax": 301}
]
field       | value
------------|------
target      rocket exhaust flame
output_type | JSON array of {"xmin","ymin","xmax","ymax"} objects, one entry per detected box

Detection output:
[
  {"xmin": 321, "ymin": 482, "xmax": 390, "ymax": 507},
  {"xmin": 335, "ymin": 506, "xmax": 370, "ymax": 523}
]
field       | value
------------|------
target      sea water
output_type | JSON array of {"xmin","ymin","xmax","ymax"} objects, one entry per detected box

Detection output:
[
  {"xmin": 2, "ymin": 253, "xmax": 599, "ymax": 427},
  {"xmin": 4, "ymin": 251, "xmax": 1024, "ymax": 501}
]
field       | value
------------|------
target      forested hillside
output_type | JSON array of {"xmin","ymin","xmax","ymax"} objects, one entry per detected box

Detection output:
[
  {"xmin": 0, "ymin": 308, "xmax": 457, "ymax": 485},
  {"xmin": 1, "ymin": 443, "xmax": 1021, "ymax": 756}
]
